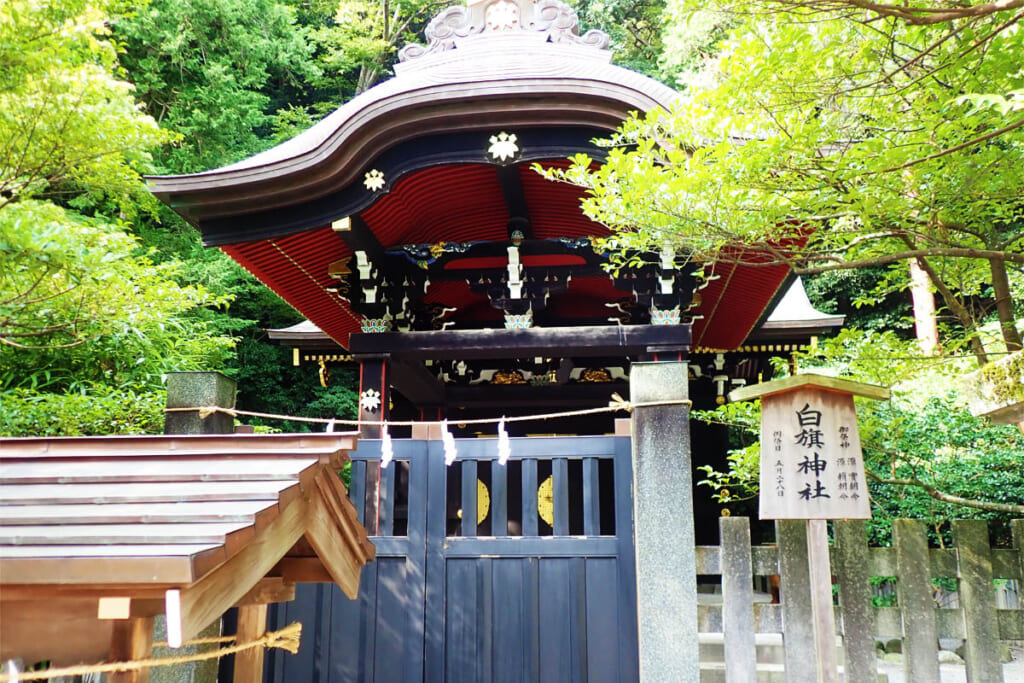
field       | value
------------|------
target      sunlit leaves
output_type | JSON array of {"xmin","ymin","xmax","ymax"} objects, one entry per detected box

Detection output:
[
  {"xmin": 549, "ymin": 1, "xmax": 1023, "ymax": 360},
  {"xmin": 0, "ymin": 0, "xmax": 235, "ymax": 414},
  {"xmin": 0, "ymin": 0, "xmax": 174, "ymax": 212},
  {"xmin": 0, "ymin": 200, "xmax": 233, "ymax": 386},
  {"xmin": 0, "ymin": 387, "xmax": 166, "ymax": 436},
  {"xmin": 115, "ymin": 0, "xmax": 319, "ymax": 173}
]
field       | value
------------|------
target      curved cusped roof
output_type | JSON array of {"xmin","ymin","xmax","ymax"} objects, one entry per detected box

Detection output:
[
  {"xmin": 148, "ymin": 0, "xmax": 792, "ymax": 352},
  {"xmin": 148, "ymin": 0, "xmax": 678, "ymax": 241}
]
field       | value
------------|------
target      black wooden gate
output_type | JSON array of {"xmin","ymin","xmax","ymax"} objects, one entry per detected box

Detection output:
[{"xmin": 264, "ymin": 435, "xmax": 639, "ymax": 682}]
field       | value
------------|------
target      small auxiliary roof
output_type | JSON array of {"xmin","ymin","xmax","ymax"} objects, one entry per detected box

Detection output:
[{"xmin": 0, "ymin": 433, "xmax": 374, "ymax": 666}]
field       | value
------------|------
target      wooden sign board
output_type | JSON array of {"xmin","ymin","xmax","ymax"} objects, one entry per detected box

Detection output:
[{"xmin": 758, "ymin": 387, "xmax": 871, "ymax": 520}]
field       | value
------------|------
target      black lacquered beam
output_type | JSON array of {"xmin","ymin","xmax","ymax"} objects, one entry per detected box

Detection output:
[
  {"xmin": 349, "ymin": 324, "xmax": 690, "ymax": 360},
  {"xmin": 443, "ymin": 382, "xmax": 628, "ymax": 409}
]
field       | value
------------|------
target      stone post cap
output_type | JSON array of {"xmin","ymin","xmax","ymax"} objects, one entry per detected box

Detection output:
[{"xmin": 165, "ymin": 371, "xmax": 237, "ymax": 409}]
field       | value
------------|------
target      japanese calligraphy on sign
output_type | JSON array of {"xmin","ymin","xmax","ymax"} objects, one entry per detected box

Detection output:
[{"xmin": 757, "ymin": 386, "xmax": 871, "ymax": 520}]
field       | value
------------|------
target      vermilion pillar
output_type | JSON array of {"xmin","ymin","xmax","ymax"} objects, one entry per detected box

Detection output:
[{"xmin": 357, "ymin": 355, "xmax": 390, "ymax": 535}]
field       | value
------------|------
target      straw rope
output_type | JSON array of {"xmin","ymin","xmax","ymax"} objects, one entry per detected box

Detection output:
[
  {"xmin": 163, "ymin": 395, "xmax": 692, "ymax": 427},
  {"xmin": 150, "ymin": 633, "xmax": 237, "ymax": 647},
  {"xmin": 0, "ymin": 623, "xmax": 301, "ymax": 682}
]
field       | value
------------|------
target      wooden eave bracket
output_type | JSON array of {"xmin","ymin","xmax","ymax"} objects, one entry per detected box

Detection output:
[
  {"xmin": 162, "ymin": 466, "xmax": 374, "ymax": 647},
  {"xmin": 304, "ymin": 470, "xmax": 377, "ymax": 597},
  {"xmin": 165, "ymin": 494, "xmax": 311, "ymax": 647}
]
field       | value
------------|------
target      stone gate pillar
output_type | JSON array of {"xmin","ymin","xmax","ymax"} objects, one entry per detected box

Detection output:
[
  {"xmin": 164, "ymin": 371, "xmax": 236, "ymax": 435},
  {"xmin": 629, "ymin": 361, "xmax": 699, "ymax": 681},
  {"xmin": 161, "ymin": 371, "xmax": 235, "ymax": 683}
]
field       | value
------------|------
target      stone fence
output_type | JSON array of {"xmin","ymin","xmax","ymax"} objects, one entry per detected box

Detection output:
[{"xmin": 696, "ymin": 517, "xmax": 1023, "ymax": 682}]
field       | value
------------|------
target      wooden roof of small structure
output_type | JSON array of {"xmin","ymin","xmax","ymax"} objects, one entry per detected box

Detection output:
[
  {"xmin": 0, "ymin": 433, "xmax": 374, "ymax": 667},
  {"xmin": 146, "ymin": 0, "xmax": 794, "ymax": 352},
  {"xmin": 728, "ymin": 372, "xmax": 890, "ymax": 403}
]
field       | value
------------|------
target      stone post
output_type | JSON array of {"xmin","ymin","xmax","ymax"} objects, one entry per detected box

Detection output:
[
  {"xmin": 157, "ymin": 371, "xmax": 237, "ymax": 683},
  {"xmin": 629, "ymin": 361, "xmax": 698, "ymax": 681},
  {"xmin": 164, "ymin": 371, "xmax": 236, "ymax": 435}
]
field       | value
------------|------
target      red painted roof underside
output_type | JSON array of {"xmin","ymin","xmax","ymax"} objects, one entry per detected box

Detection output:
[
  {"xmin": 221, "ymin": 161, "xmax": 789, "ymax": 350},
  {"xmin": 361, "ymin": 165, "xmax": 511, "ymax": 246}
]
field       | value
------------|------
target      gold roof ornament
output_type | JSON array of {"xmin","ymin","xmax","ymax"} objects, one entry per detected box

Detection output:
[
  {"xmin": 579, "ymin": 368, "xmax": 612, "ymax": 383},
  {"xmin": 492, "ymin": 369, "xmax": 527, "ymax": 385}
]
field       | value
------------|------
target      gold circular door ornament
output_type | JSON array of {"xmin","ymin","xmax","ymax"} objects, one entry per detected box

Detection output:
[
  {"xmin": 537, "ymin": 475, "xmax": 554, "ymax": 527},
  {"xmin": 458, "ymin": 479, "xmax": 491, "ymax": 524},
  {"xmin": 476, "ymin": 479, "xmax": 490, "ymax": 524}
]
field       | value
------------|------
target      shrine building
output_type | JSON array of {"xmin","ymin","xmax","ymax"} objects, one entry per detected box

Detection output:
[{"xmin": 148, "ymin": 0, "xmax": 842, "ymax": 679}]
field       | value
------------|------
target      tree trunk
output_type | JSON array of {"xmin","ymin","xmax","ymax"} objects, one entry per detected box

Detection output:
[
  {"xmin": 909, "ymin": 251, "xmax": 988, "ymax": 366},
  {"xmin": 909, "ymin": 258, "xmax": 939, "ymax": 355},
  {"xmin": 356, "ymin": 64, "xmax": 382, "ymax": 94},
  {"xmin": 989, "ymin": 256, "xmax": 1022, "ymax": 352}
]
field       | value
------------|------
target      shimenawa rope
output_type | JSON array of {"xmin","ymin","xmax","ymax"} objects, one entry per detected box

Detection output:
[
  {"xmin": 163, "ymin": 395, "xmax": 692, "ymax": 427},
  {"xmin": 0, "ymin": 623, "xmax": 302, "ymax": 683}
]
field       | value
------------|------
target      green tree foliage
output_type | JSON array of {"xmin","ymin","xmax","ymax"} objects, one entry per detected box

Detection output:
[
  {"xmin": 546, "ymin": 0, "xmax": 1024, "ymax": 365},
  {"xmin": 309, "ymin": 0, "xmax": 463, "ymax": 96},
  {"xmin": 696, "ymin": 330, "xmax": 1024, "ymax": 539},
  {"xmin": 110, "ymin": 0, "xmax": 367, "ymax": 426},
  {"xmin": 0, "ymin": 203, "xmax": 232, "ymax": 386},
  {"xmin": 0, "ymin": 0, "xmax": 166, "ymax": 213},
  {"xmin": 658, "ymin": 2, "xmax": 734, "ymax": 89},
  {"xmin": 0, "ymin": 386, "xmax": 165, "ymax": 436},
  {"xmin": 640, "ymin": 1, "xmax": 1024, "ymax": 524},
  {"xmin": 115, "ymin": 0, "xmax": 320, "ymax": 172},
  {"xmin": 572, "ymin": 0, "xmax": 668, "ymax": 78},
  {"xmin": 0, "ymin": 0, "xmax": 234, "ymax": 435},
  {"xmin": 864, "ymin": 393, "xmax": 1024, "ymax": 546},
  {"xmin": 803, "ymin": 267, "xmax": 913, "ymax": 334}
]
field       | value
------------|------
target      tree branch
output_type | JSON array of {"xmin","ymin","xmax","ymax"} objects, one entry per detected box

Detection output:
[
  {"xmin": 866, "ymin": 470, "xmax": 1024, "ymax": 514},
  {"xmin": 700, "ymin": 246, "xmax": 1024, "ymax": 272},
  {"xmin": 0, "ymin": 335, "xmax": 88, "ymax": 350},
  {"xmin": 846, "ymin": 0, "xmax": 1024, "ymax": 25},
  {"xmin": 878, "ymin": 115, "xmax": 1024, "ymax": 173}
]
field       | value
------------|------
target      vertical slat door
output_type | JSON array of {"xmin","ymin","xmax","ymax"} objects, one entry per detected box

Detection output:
[
  {"xmin": 266, "ymin": 439, "xmax": 430, "ymax": 683},
  {"xmin": 264, "ymin": 435, "xmax": 639, "ymax": 683},
  {"xmin": 433, "ymin": 435, "xmax": 638, "ymax": 683},
  {"xmin": 582, "ymin": 457, "xmax": 601, "ymax": 537},
  {"xmin": 492, "ymin": 463, "xmax": 508, "ymax": 536},
  {"xmin": 521, "ymin": 458, "xmax": 539, "ymax": 537},
  {"xmin": 460, "ymin": 460, "xmax": 478, "ymax": 537}
]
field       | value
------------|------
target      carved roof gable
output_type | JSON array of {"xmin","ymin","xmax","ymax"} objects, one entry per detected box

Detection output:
[{"xmin": 399, "ymin": 0, "xmax": 610, "ymax": 62}]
